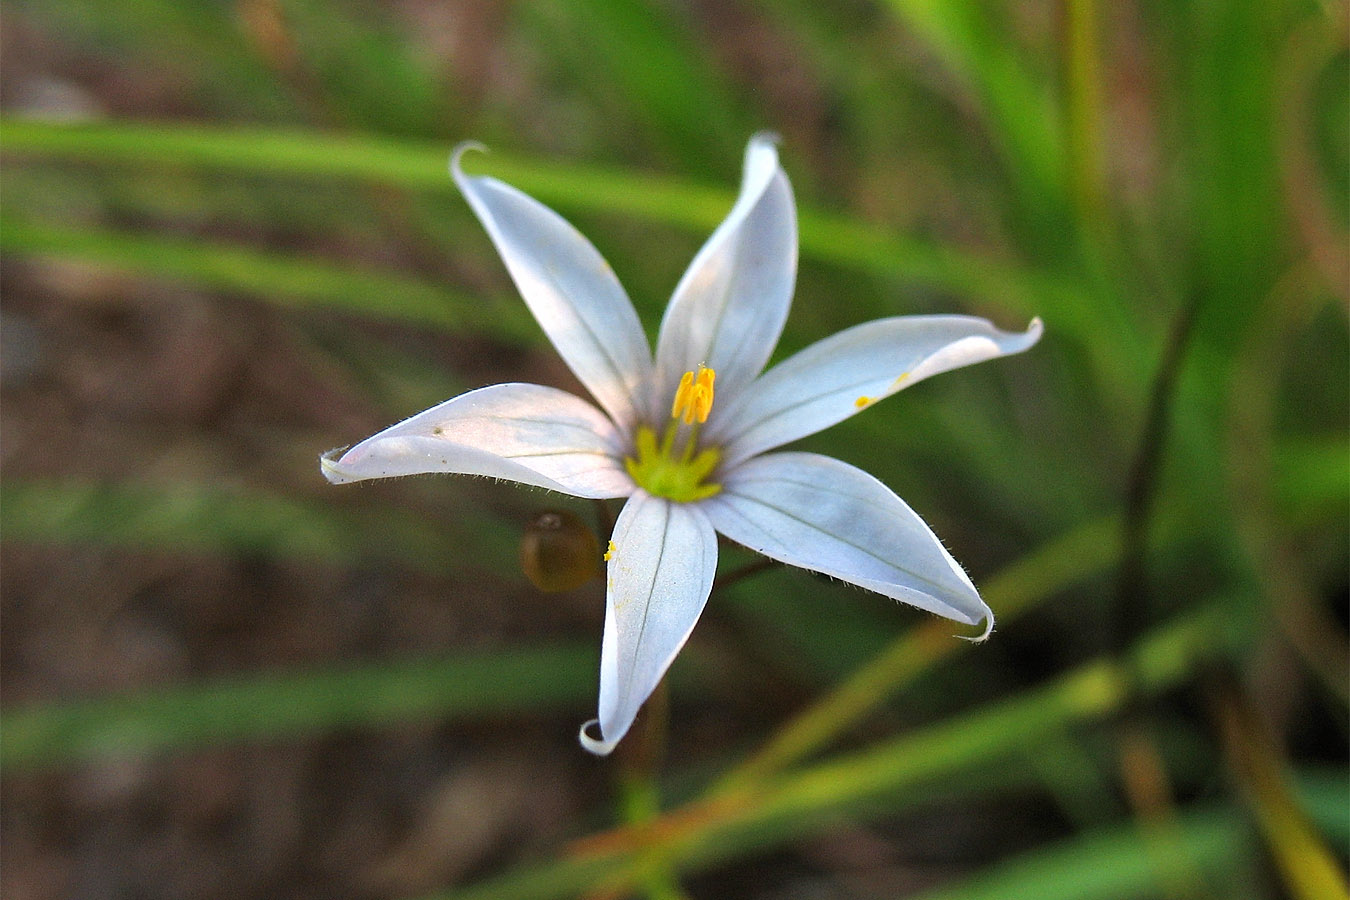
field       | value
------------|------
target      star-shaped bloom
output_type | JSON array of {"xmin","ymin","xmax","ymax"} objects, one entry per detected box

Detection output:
[{"xmin": 322, "ymin": 135, "xmax": 1042, "ymax": 755}]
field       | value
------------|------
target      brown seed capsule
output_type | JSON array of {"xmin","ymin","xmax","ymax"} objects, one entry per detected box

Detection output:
[{"xmin": 519, "ymin": 509, "xmax": 600, "ymax": 592}]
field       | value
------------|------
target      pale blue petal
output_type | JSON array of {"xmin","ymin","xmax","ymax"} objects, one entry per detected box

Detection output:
[
  {"xmin": 702, "ymin": 452, "xmax": 991, "ymax": 632},
  {"xmin": 452, "ymin": 145, "xmax": 655, "ymax": 432},
  {"xmin": 321, "ymin": 383, "xmax": 633, "ymax": 499},
  {"xmin": 708, "ymin": 316, "xmax": 1042, "ymax": 467},
  {"xmin": 579, "ymin": 491, "xmax": 718, "ymax": 755},
  {"xmin": 653, "ymin": 133, "xmax": 797, "ymax": 413}
]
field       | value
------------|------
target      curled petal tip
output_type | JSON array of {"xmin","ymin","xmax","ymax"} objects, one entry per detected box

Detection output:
[
  {"xmin": 749, "ymin": 130, "xmax": 782, "ymax": 147},
  {"xmin": 319, "ymin": 448, "xmax": 352, "ymax": 484},
  {"xmin": 578, "ymin": 719, "xmax": 618, "ymax": 756},
  {"xmin": 997, "ymin": 316, "xmax": 1044, "ymax": 357},
  {"xmin": 449, "ymin": 141, "xmax": 488, "ymax": 178},
  {"xmin": 956, "ymin": 609, "xmax": 995, "ymax": 643}
]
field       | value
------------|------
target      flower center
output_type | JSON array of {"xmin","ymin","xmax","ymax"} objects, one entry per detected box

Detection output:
[{"xmin": 624, "ymin": 367, "xmax": 722, "ymax": 502}]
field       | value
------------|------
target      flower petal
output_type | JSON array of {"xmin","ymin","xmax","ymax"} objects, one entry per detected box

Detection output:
[
  {"xmin": 702, "ymin": 452, "xmax": 991, "ymax": 631},
  {"xmin": 653, "ymin": 133, "xmax": 797, "ymax": 412},
  {"xmin": 452, "ymin": 145, "xmax": 654, "ymax": 432},
  {"xmin": 710, "ymin": 316, "xmax": 1043, "ymax": 467},
  {"xmin": 579, "ymin": 491, "xmax": 718, "ymax": 755},
  {"xmin": 321, "ymin": 383, "xmax": 633, "ymax": 499}
]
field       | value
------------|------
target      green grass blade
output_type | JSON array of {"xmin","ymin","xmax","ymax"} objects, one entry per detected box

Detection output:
[
  {"xmin": 1275, "ymin": 434, "xmax": 1350, "ymax": 524},
  {"xmin": 8, "ymin": 0, "xmax": 293, "ymax": 119},
  {"xmin": 517, "ymin": 0, "xmax": 743, "ymax": 167},
  {"xmin": 1, "ymin": 645, "xmax": 596, "ymax": 770},
  {"xmin": 715, "ymin": 514, "xmax": 1126, "ymax": 789},
  {"xmin": 906, "ymin": 808, "xmax": 1253, "ymax": 900},
  {"xmin": 422, "ymin": 608, "xmax": 1230, "ymax": 900},
  {"xmin": 0, "ymin": 220, "xmax": 539, "ymax": 342},
  {"xmin": 1, "ymin": 118, "xmax": 1079, "ymax": 322},
  {"xmin": 880, "ymin": 0, "xmax": 1070, "ymax": 237},
  {"xmin": 277, "ymin": 0, "xmax": 452, "ymax": 137},
  {"xmin": 0, "ymin": 478, "xmax": 515, "ymax": 576}
]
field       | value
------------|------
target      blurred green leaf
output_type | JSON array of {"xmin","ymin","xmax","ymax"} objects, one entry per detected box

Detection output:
[
  {"xmin": 1159, "ymin": 2, "xmax": 1284, "ymax": 353},
  {"xmin": 0, "ymin": 478, "xmax": 515, "ymax": 575},
  {"xmin": 518, "ymin": 0, "xmax": 743, "ymax": 167},
  {"xmin": 277, "ymin": 0, "xmax": 452, "ymax": 137},
  {"xmin": 1274, "ymin": 435, "xmax": 1350, "ymax": 524},
  {"xmin": 421, "ymin": 607, "xmax": 1230, "ymax": 900},
  {"xmin": 881, "ymin": 0, "xmax": 1070, "ymax": 243},
  {"xmin": 1296, "ymin": 768, "xmax": 1350, "ymax": 849},
  {"xmin": 1, "ymin": 644, "xmax": 597, "ymax": 769},
  {"xmin": 8, "ymin": 0, "xmax": 294, "ymax": 118},
  {"xmin": 716, "ymin": 513, "xmax": 1132, "ymax": 789},
  {"xmin": 0, "ymin": 118, "xmax": 1079, "ymax": 326},
  {"xmin": 0, "ymin": 219, "xmax": 539, "ymax": 342},
  {"xmin": 908, "ymin": 807, "xmax": 1256, "ymax": 900}
]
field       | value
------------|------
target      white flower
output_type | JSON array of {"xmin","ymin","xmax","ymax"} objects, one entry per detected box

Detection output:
[{"xmin": 322, "ymin": 135, "xmax": 1043, "ymax": 755}]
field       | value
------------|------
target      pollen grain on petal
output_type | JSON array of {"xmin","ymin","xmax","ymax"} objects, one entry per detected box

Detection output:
[
  {"xmin": 854, "ymin": 395, "xmax": 874, "ymax": 409},
  {"xmin": 604, "ymin": 540, "xmax": 617, "ymax": 562}
]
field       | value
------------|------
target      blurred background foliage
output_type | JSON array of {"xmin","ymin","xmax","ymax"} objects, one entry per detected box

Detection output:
[{"xmin": 1, "ymin": 1, "xmax": 1346, "ymax": 898}]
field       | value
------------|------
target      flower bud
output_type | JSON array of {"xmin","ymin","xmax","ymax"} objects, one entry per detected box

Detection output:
[{"xmin": 519, "ymin": 509, "xmax": 600, "ymax": 592}]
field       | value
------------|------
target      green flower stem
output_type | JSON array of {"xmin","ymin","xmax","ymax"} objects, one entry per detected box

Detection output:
[
  {"xmin": 612, "ymin": 680, "xmax": 689, "ymax": 900},
  {"xmin": 1114, "ymin": 299, "xmax": 1199, "ymax": 658},
  {"xmin": 1107, "ymin": 298, "xmax": 1201, "ymax": 900}
]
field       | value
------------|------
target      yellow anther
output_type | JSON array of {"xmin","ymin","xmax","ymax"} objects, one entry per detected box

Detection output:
[
  {"xmin": 671, "ymin": 371, "xmax": 694, "ymax": 418},
  {"xmin": 604, "ymin": 540, "xmax": 616, "ymax": 562},
  {"xmin": 855, "ymin": 396, "xmax": 874, "ymax": 409},
  {"xmin": 671, "ymin": 367, "xmax": 716, "ymax": 424}
]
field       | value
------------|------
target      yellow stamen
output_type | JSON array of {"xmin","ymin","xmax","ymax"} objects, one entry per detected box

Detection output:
[
  {"xmin": 671, "ymin": 371, "xmax": 694, "ymax": 418},
  {"xmin": 603, "ymin": 540, "xmax": 616, "ymax": 562},
  {"xmin": 671, "ymin": 367, "xmax": 716, "ymax": 424}
]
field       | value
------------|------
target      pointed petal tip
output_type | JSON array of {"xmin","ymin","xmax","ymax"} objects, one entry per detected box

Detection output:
[
  {"xmin": 578, "ymin": 719, "xmax": 619, "ymax": 756},
  {"xmin": 1025, "ymin": 316, "xmax": 1045, "ymax": 342},
  {"xmin": 745, "ymin": 132, "xmax": 782, "ymax": 169},
  {"xmin": 449, "ymin": 141, "xmax": 488, "ymax": 179},
  {"xmin": 749, "ymin": 130, "xmax": 782, "ymax": 149}
]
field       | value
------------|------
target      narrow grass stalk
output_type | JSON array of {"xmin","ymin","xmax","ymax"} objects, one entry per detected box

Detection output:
[
  {"xmin": 712, "ymin": 514, "xmax": 1123, "ymax": 791},
  {"xmin": 427, "ymin": 606, "xmax": 1229, "ymax": 900},
  {"xmin": 1063, "ymin": 0, "xmax": 1107, "ymax": 226},
  {"xmin": 1212, "ymin": 679, "xmax": 1350, "ymax": 900},
  {"xmin": 0, "ymin": 220, "xmax": 537, "ymax": 341},
  {"xmin": 1, "ymin": 646, "xmax": 597, "ymax": 769},
  {"xmin": 1, "ymin": 117, "xmax": 1085, "ymax": 325}
]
